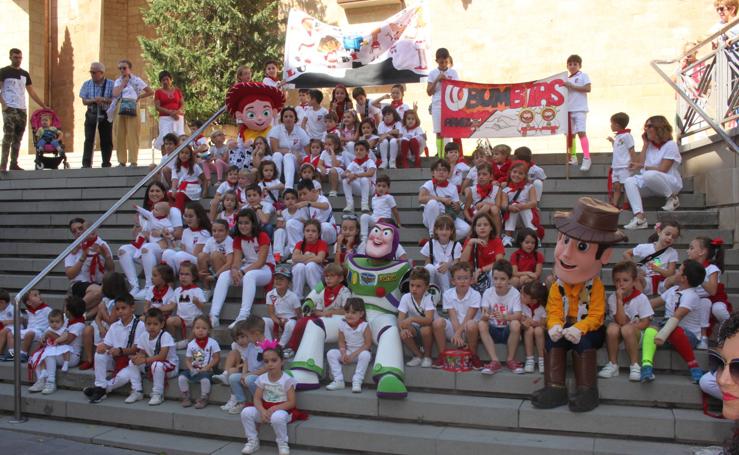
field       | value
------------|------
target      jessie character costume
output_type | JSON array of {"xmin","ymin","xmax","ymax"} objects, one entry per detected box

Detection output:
[
  {"xmin": 225, "ymin": 82, "xmax": 285, "ymax": 146},
  {"xmin": 531, "ymin": 197, "xmax": 626, "ymax": 413}
]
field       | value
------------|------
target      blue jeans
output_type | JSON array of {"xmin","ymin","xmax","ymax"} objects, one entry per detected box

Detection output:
[
  {"xmin": 229, "ymin": 372, "xmax": 258, "ymax": 403},
  {"xmin": 488, "ymin": 325, "xmax": 511, "ymax": 344},
  {"xmin": 179, "ymin": 370, "xmax": 214, "ymax": 383}
]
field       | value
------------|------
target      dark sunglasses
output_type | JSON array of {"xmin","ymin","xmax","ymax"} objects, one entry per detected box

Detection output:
[
  {"xmin": 709, "ymin": 349, "xmax": 739, "ymax": 383},
  {"xmin": 717, "ymin": 6, "xmax": 727, "ymax": 12}
]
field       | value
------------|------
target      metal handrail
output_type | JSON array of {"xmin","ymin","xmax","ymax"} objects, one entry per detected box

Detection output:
[{"xmin": 9, "ymin": 105, "xmax": 227, "ymax": 423}]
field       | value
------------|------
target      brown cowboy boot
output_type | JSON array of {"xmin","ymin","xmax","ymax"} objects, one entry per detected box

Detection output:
[
  {"xmin": 531, "ymin": 347, "xmax": 568, "ymax": 408},
  {"xmin": 569, "ymin": 349, "xmax": 599, "ymax": 412}
]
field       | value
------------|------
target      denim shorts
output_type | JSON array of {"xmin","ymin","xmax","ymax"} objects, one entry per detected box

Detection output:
[{"xmin": 488, "ymin": 325, "xmax": 510, "ymax": 344}]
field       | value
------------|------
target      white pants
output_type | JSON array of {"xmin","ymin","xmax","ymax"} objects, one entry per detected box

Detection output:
[
  {"xmin": 360, "ymin": 213, "xmax": 382, "ymax": 240},
  {"xmin": 156, "ymin": 116, "xmax": 185, "ymax": 149},
  {"xmin": 431, "ymin": 104, "xmax": 442, "ymax": 134},
  {"xmin": 94, "ymin": 352, "xmax": 139, "ymax": 392},
  {"xmin": 532, "ymin": 179, "xmax": 544, "ymax": 202},
  {"xmin": 343, "ymin": 142, "xmax": 355, "ymax": 162},
  {"xmin": 209, "ymin": 266, "xmax": 273, "ymax": 321},
  {"xmin": 273, "ymin": 228, "xmax": 288, "ymax": 256},
  {"xmin": 700, "ymin": 371, "xmax": 721, "ymax": 400},
  {"xmin": 624, "ymin": 171, "xmax": 680, "ymax": 215},
  {"xmin": 272, "ymin": 151, "xmax": 298, "ymax": 190},
  {"xmin": 504, "ymin": 209, "xmax": 534, "ymax": 232},
  {"xmin": 128, "ymin": 360, "xmax": 178, "ymax": 395},
  {"xmin": 241, "ymin": 405, "xmax": 290, "ymax": 444},
  {"xmin": 424, "ymin": 263, "xmax": 451, "ymax": 294},
  {"xmin": 38, "ymin": 353, "xmax": 79, "ymax": 383},
  {"xmin": 161, "ymin": 249, "xmax": 197, "ymax": 275},
  {"xmin": 379, "ymin": 138, "xmax": 399, "ymax": 167},
  {"xmin": 422, "ymin": 200, "xmax": 470, "ymax": 238},
  {"xmin": 264, "ymin": 317, "xmax": 298, "ymax": 347},
  {"xmin": 292, "ymin": 262, "xmax": 323, "ymax": 298},
  {"xmin": 326, "ymin": 348, "xmax": 371, "ymax": 384},
  {"xmin": 286, "ymin": 219, "xmax": 337, "ymax": 247},
  {"xmin": 343, "ymin": 177, "xmax": 372, "ymax": 208},
  {"xmin": 119, "ymin": 242, "xmax": 162, "ymax": 289}
]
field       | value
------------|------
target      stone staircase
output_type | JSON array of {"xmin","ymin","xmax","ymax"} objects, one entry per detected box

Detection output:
[{"xmin": 0, "ymin": 153, "xmax": 733, "ymax": 454}]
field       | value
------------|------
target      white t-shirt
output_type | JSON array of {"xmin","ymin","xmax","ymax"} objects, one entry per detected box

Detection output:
[
  {"xmin": 295, "ymin": 103, "xmax": 311, "ymax": 123},
  {"xmin": 442, "ymin": 287, "xmax": 481, "ymax": 325},
  {"xmin": 268, "ymin": 124, "xmax": 310, "ymax": 154},
  {"xmin": 306, "ymin": 284, "xmax": 351, "ymax": 311},
  {"xmin": 185, "ymin": 337, "xmax": 220, "ymax": 368},
  {"xmin": 242, "ymin": 342, "xmax": 265, "ymax": 372},
  {"xmin": 339, "ymin": 319, "xmax": 369, "ymax": 354},
  {"xmin": 398, "ymin": 293, "xmax": 436, "ymax": 319},
  {"xmin": 0, "ymin": 303, "xmax": 14, "ymax": 322},
  {"xmin": 481, "ymin": 286, "xmax": 521, "ymax": 328},
  {"xmin": 180, "ymin": 228, "xmax": 211, "ymax": 255},
  {"xmin": 469, "ymin": 184, "xmax": 500, "ymax": 207},
  {"xmin": 114, "ymin": 74, "xmax": 148, "ymax": 101},
  {"xmin": 65, "ymin": 321, "xmax": 85, "ymax": 357},
  {"xmin": 662, "ymin": 286, "xmax": 704, "ymax": 339},
  {"xmin": 611, "ymin": 131, "xmax": 635, "ymax": 169},
  {"xmin": 103, "ymin": 317, "xmax": 145, "ymax": 349},
  {"xmin": 319, "ymin": 150, "xmax": 344, "ymax": 170},
  {"xmin": 421, "ymin": 179, "xmax": 460, "ymax": 202},
  {"xmin": 262, "ymin": 76, "xmax": 280, "ymax": 88},
  {"xmin": 64, "ymin": 237, "xmax": 112, "ymax": 284},
  {"xmin": 306, "ymin": 195, "xmax": 335, "ymax": 225},
  {"xmin": 257, "ymin": 371, "xmax": 297, "ymax": 403},
  {"xmin": 428, "ymin": 67, "xmax": 459, "ymax": 106},
  {"xmin": 697, "ymin": 264, "xmax": 722, "ymax": 299},
  {"xmin": 567, "ymin": 71, "xmax": 591, "ymax": 112},
  {"xmin": 371, "ymin": 194, "xmax": 396, "ymax": 219},
  {"xmin": 281, "ymin": 207, "xmax": 305, "ymax": 223},
  {"xmin": 138, "ymin": 206, "xmax": 183, "ymax": 232},
  {"xmin": 345, "ymin": 159, "xmax": 377, "ymax": 184},
  {"xmin": 503, "ymin": 183, "xmax": 533, "ymax": 204},
  {"xmin": 303, "ymin": 107, "xmax": 329, "ymax": 139},
  {"xmin": 25, "ymin": 306, "xmax": 52, "ymax": 334},
  {"xmin": 451, "ymin": 162, "xmax": 470, "ymax": 188},
  {"xmin": 172, "ymin": 164, "xmax": 204, "ymax": 200},
  {"xmin": 265, "ymin": 288, "xmax": 301, "ymax": 319},
  {"xmin": 378, "ymin": 121, "xmax": 402, "ymax": 136},
  {"xmin": 420, "ymin": 239, "xmax": 462, "ymax": 266},
  {"xmin": 606, "ymin": 291, "xmax": 654, "ymax": 323},
  {"xmin": 642, "ymin": 140, "xmax": 683, "ymax": 191},
  {"xmin": 401, "ymin": 125, "xmax": 425, "ymax": 140},
  {"xmin": 632, "ymin": 243, "xmax": 679, "ymax": 278},
  {"xmin": 0, "ymin": 66, "xmax": 31, "ymax": 109},
  {"xmin": 216, "ymin": 181, "xmax": 238, "ymax": 196},
  {"xmin": 172, "ymin": 286, "xmax": 206, "ymax": 323},
  {"xmin": 144, "ymin": 285, "xmax": 175, "ymax": 310},
  {"xmin": 135, "ymin": 330, "xmax": 179, "ymax": 366},
  {"xmin": 521, "ymin": 304, "xmax": 546, "ymax": 322},
  {"xmin": 465, "ymin": 166, "xmax": 478, "ymax": 187},
  {"xmin": 202, "ymin": 236, "xmax": 234, "ymax": 255},
  {"xmin": 527, "ymin": 164, "xmax": 547, "ymax": 181}
]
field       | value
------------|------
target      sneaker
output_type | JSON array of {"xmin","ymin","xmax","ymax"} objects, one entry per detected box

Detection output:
[
  {"xmin": 538, "ymin": 357, "xmax": 545, "ymax": 374},
  {"xmin": 241, "ymin": 439, "xmax": 260, "ymax": 455},
  {"xmin": 125, "ymin": 390, "xmax": 144, "ymax": 404},
  {"xmin": 661, "ymin": 195, "xmax": 680, "ymax": 212},
  {"xmin": 598, "ymin": 362, "xmax": 619, "ymax": 378},
  {"xmin": 210, "ymin": 315, "xmax": 220, "ymax": 329},
  {"xmin": 343, "ymin": 204, "xmax": 354, "ymax": 213},
  {"xmin": 690, "ymin": 367, "xmax": 704, "ymax": 384},
  {"xmin": 194, "ymin": 395, "xmax": 209, "ymax": 409},
  {"xmin": 212, "ymin": 373, "xmax": 229, "ymax": 385},
  {"xmin": 228, "ymin": 402, "xmax": 246, "ymax": 415},
  {"xmin": 41, "ymin": 381, "xmax": 56, "ymax": 395},
  {"xmin": 352, "ymin": 381, "xmax": 362, "ymax": 393},
  {"xmin": 624, "ymin": 217, "xmax": 648, "ymax": 230},
  {"xmin": 406, "ymin": 356, "xmax": 423, "ymax": 367},
  {"xmin": 89, "ymin": 386, "xmax": 107, "ymax": 403},
  {"xmin": 470, "ymin": 355, "xmax": 484, "ymax": 370},
  {"xmin": 9, "ymin": 164, "xmax": 24, "ymax": 171},
  {"xmin": 83, "ymin": 386, "xmax": 96, "ymax": 398},
  {"xmin": 1, "ymin": 352, "xmax": 14, "ymax": 362},
  {"xmin": 640, "ymin": 364, "xmax": 655, "ymax": 383},
  {"xmin": 524, "ymin": 357, "xmax": 535, "ymax": 373},
  {"xmin": 389, "ymin": 162, "xmax": 397, "ymax": 169},
  {"xmin": 481, "ymin": 360, "xmax": 503, "ymax": 375},
  {"xmin": 181, "ymin": 393, "xmax": 193, "ymax": 408},
  {"xmin": 326, "ymin": 379, "xmax": 345, "ymax": 390},
  {"xmin": 579, "ymin": 157, "xmax": 592, "ymax": 172},
  {"xmin": 277, "ymin": 442, "xmax": 290, "ymax": 455},
  {"xmin": 148, "ymin": 394, "xmax": 164, "ymax": 406},
  {"xmin": 61, "ymin": 361, "xmax": 69, "ymax": 372},
  {"xmin": 379, "ymin": 162, "xmax": 388, "ymax": 169},
  {"xmin": 696, "ymin": 337, "xmax": 709, "ymax": 350},
  {"xmin": 228, "ymin": 318, "xmax": 244, "ymax": 330},
  {"xmin": 328, "ymin": 190, "xmax": 338, "ymax": 197},
  {"xmin": 19, "ymin": 352, "xmax": 28, "ymax": 363},
  {"xmin": 221, "ymin": 395, "xmax": 238, "ymax": 411},
  {"xmin": 568, "ymin": 155, "xmax": 578, "ymax": 166},
  {"xmin": 28, "ymin": 377, "xmax": 46, "ymax": 393},
  {"xmin": 175, "ymin": 339, "xmax": 189, "ymax": 350},
  {"xmin": 78, "ymin": 360, "xmax": 93, "ymax": 370},
  {"xmin": 361, "ymin": 204, "xmax": 370, "ymax": 213},
  {"xmin": 502, "ymin": 235, "xmax": 514, "ymax": 247},
  {"xmin": 431, "ymin": 357, "xmax": 445, "ymax": 369},
  {"xmin": 506, "ymin": 360, "xmax": 525, "ymax": 374},
  {"xmin": 421, "ymin": 357, "xmax": 433, "ymax": 368},
  {"xmin": 629, "ymin": 363, "xmax": 641, "ymax": 382}
]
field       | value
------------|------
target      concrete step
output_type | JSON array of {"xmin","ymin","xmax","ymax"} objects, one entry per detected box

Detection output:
[{"xmin": 0, "ymin": 384, "xmax": 718, "ymax": 451}]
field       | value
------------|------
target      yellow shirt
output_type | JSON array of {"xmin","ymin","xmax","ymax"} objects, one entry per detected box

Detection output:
[
  {"xmin": 546, "ymin": 277, "xmax": 605, "ymax": 334},
  {"xmin": 240, "ymin": 126, "xmax": 272, "ymax": 144}
]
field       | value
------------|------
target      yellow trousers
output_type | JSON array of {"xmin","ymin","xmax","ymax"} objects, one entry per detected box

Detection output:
[{"xmin": 115, "ymin": 103, "xmax": 140, "ymax": 165}]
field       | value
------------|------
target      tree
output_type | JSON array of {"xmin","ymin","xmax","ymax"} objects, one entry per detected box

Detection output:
[{"xmin": 139, "ymin": 0, "xmax": 284, "ymax": 122}]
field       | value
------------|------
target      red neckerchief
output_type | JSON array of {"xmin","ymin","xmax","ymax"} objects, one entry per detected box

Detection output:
[
  {"xmin": 195, "ymin": 337, "xmax": 208, "ymax": 350},
  {"xmin": 131, "ymin": 234, "xmax": 146, "ymax": 249},
  {"xmin": 476, "ymin": 182, "xmax": 493, "ymax": 199},
  {"xmin": 383, "ymin": 118, "xmax": 395, "ymax": 127},
  {"xmin": 390, "ymin": 99, "xmax": 404, "ymax": 110},
  {"xmin": 569, "ymin": 70, "xmax": 581, "ymax": 78},
  {"xmin": 327, "ymin": 127, "xmax": 338, "ymax": 135},
  {"xmin": 529, "ymin": 303, "xmax": 540, "ymax": 312},
  {"xmin": 180, "ymin": 160, "xmax": 191, "ymax": 169},
  {"xmin": 507, "ymin": 179, "xmax": 527, "ymax": 192},
  {"xmin": 432, "ymin": 178, "xmax": 449, "ymax": 188},
  {"xmin": 354, "ymin": 156, "xmax": 369, "ymax": 165},
  {"xmin": 25, "ymin": 303, "xmax": 49, "ymax": 315},
  {"xmin": 189, "ymin": 227, "xmax": 202, "ymax": 232},
  {"xmin": 80, "ymin": 235, "xmax": 98, "ymax": 250},
  {"xmin": 265, "ymin": 76, "xmax": 280, "ymax": 83},
  {"xmin": 616, "ymin": 129, "xmax": 631, "ymax": 135},
  {"xmin": 703, "ymin": 260, "xmax": 711, "ymax": 267},
  {"xmin": 622, "ymin": 288, "xmax": 642, "ymax": 304},
  {"xmin": 262, "ymin": 177, "xmax": 273, "ymax": 183},
  {"xmin": 345, "ymin": 318, "xmax": 363, "ymax": 329},
  {"xmin": 67, "ymin": 316, "xmax": 86, "ymax": 326},
  {"xmin": 299, "ymin": 102, "xmax": 308, "ymax": 108},
  {"xmin": 650, "ymin": 140, "xmax": 666, "ymax": 149},
  {"xmin": 152, "ymin": 285, "xmax": 170, "ymax": 302},
  {"xmin": 180, "ymin": 284, "xmax": 197, "ymax": 291},
  {"xmin": 305, "ymin": 154, "xmax": 321, "ymax": 167},
  {"xmin": 154, "ymin": 214, "xmax": 167, "ymax": 220},
  {"xmin": 324, "ymin": 284, "xmax": 343, "ymax": 308},
  {"xmin": 87, "ymin": 246, "xmax": 105, "ymax": 282}
]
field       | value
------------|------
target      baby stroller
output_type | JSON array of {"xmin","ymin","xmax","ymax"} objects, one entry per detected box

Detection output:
[{"xmin": 30, "ymin": 108, "xmax": 69, "ymax": 170}]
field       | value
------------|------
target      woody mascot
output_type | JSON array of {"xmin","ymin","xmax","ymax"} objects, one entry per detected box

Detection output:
[{"xmin": 532, "ymin": 197, "xmax": 626, "ymax": 412}]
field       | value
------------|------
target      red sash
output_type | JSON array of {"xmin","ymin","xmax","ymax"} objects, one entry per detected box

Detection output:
[{"xmin": 262, "ymin": 400, "xmax": 309, "ymax": 422}]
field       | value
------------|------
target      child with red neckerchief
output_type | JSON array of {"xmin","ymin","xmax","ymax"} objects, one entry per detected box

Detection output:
[
  {"xmin": 501, "ymin": 161, "xmax": 538, "ymax": 247},
  {"xmin": 359, "ymin": 174, "xmax": 402, "ymax": 242},
  {"xmin": 178, "ymin": 315, "xmax": 221, "ymax": 409},
  {"xmin": 399, "ymin": 109, "xmax": 426, "ymax": 168},
  {"xmin": 624, "ymin": 218, "xmax": 680, "ymax": 296},
  {"xmin": 256, "ymin": 160, "xmax": 283, "ymax": 209},
  {"xmin": 342, "ymin": 140, "xmax": 377, "ymax": 213},
  {"xmin": 607, "ymin": 112, "xmax": 636, "ymax": 208},
  {"xmin": 321, "ymin": 111, "xmax": 340, "ymax": 143},
  {"xmin": 464, "ymin": 162, "xmax": 502, "ymax": 232},
  {"xmin": 513, "ymin": 146, "xmax": 547, "ymax": 202},
  {"xmin": 688, "ymin": 237, "xmax": 730, "ymax": 350},
  {"xmin": 419, "ymin": 159, "xmax": 470, "ymax": 241},
  {"xmin": 491, "ymin": 143, "xmax": 513, "ymax": 184},
  {"xmin": 142, "ymin": 264, "xmax": 176, "ymax": 319},
  {"xmin": 319, "ymin": 134, "xmax": 346, "ymax": 197},
  {"xmin": 170, "ymin": 145, "xmax": 205, "ymax": 211},
  {"xmin": 373, "ymin": 84, "xmax": 412, "ymax": 121},
  {"xmin": 326, "ymin": 298, "xmax": 373, "ymax": 393},
  {"xmin": 377, "ymin": 106, "xmax": 402, "ymax": 169},
  {"xmin": 446, "ymin": 143, "xmax": 469, "ymax": 193},
  {"xmin": 210, "ymin": 165, "xmax": 240, "ymax": 220},
  {"xmin": 165, "ymin": 262, "xmax": 207, "ymax": 349}
]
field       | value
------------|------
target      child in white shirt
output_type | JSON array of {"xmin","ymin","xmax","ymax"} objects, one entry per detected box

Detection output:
[
  {"xmin": 377, "ymin": 106, "xmax": 402, "ymax": 169},
  {"xmin": 319, "ymin": 134, "xmax": 346, "ymax": 197},
  {"xmin": 326, "ymin": 298, "xmax": 373, "ymax": 393},
  {"xmin": 178, "ymin": 316, "xmax": 221, "ymax": 408},
  {"xmin": 399, "ymin": 109, "xmax": 426, "ymax": 168},
  {"xmin": 398, "ymin": 268, "xmax": 437, "ymax": 368},
  {"xmin": 342, "ymin": 140, "xmax": 377, "ymax": 213},
  {"xmin": 607, "ymin": 112, "xmax": 636, "ymax": 207},
  {"xmin": 264, "ymin": 268, "xmax": 301, "ymax": 347},
  {"xmin": 520, "ymin": 281, "xmax": 548, "ymax": 374},
  {"xmin": 133, "ymin": 202, "xmax": 174, "ymax": 250},
  {"xmin": 273, "ymin": 189, "xmax": 305, "ymax": 258},
  {"xmin": 301, "ymin": 89, "xmax": 328, "ymax": 140},
  {"xmin": 288, "ymin": 180, "xmax": 337, "ymax": 246},
  {"xmin": 360, "ymin": 174, "xmax": 401, "ymax": 241},
  {"xmin": 514, "ymin": 146, "xmax": 547, "ymax": 202},
  {"xmin": 421, "ymin": 215, "xmax": 462, "ymax": 294},
  {"xmin": 165, "ymin": 263, "xmax": 207, "ymax": 346},
  {"xmin": 418, "ymin": 159, "xmax": 470, "ymax": 240},
  {"xmin": 446, "ymin": 143, "xmax": 469, "ymax": 192}
]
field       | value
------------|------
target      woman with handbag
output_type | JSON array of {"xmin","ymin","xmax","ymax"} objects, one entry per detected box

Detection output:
[{"xmin": 111, "ymin": 59, "xmax": 153, "ymax": 167}]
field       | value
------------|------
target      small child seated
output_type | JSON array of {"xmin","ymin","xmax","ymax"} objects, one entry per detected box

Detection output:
[
  {"xmin": 513, "ymin": 146, "xmax": 546, "ymax": 202},
  {"xmin": 360, "ymin": 174, "xmax": 401, "ymax": 241},
  {"xmin": 419, "ymin": 159, "xmax": 470, "ymax": 240},
  {"xmin": 244, "ymin": 183, "xmax": 276, "ymax": 237},
  {"xmin": 2, "ymin": 289, "xmax": 51, "ymax": 362},
  {"xmin": 197, "ymin": 219, "xmax": 234, "ymax": 291},
  {"xmin": 421, "ymin": 215, "xmax": 462, "ymax": 295},
  {"xmin": 491, "ymin": 144, "xmax": 513, "ymax": 184},
  {"xmin": 446, "ymin": 143, "xmax": 469, "ymax": 193},
  {"xmin": 36, "ymin": 113, "xmax": 63, "ymax": 152},
  {"xmin": 399, "ymin": 267, "xmax": 437, "ymax": 368},
  {"xmin": 214, "ymin": 320, "xmax": 251, "ymax": 412},
  {"xmin": 598, "ymin": 261, "xmax": 654, "ymax": 381},
  {"xmin": 288, "ymin": 180, "xmax": 337, "ymax": 246},
  {"xmin": 377, "ymin": 106, "xmax": 402, "ymax": 169},
  {"xmin": 509, "ymin": 228, "xmax": 544, "ymax": 288},
  {"xmin": 399, "ymin": 109, "xmax": 426, "ymax": 168},
  {"xmin": 166, "ymin": 262, "xmax": 207, "ymax": 347},
  {"xmin": 0, "ymin": 289, "xmax": 13, "ymax": 356},
  {"xmin": 501, "ymin": 161, "xmax": 538, "ymax": 247},
  {"xmin": 463, "ymin": 162, "xmax": 502, "ymax": 233},
  {"xmin": 133, "ymin": 201, "xmax": 174, "ymax": 251},
  {"xmin": 624, "ymin": 218, "xmax": 680, "ymax": 296},
  {"xmin": 607, "ymin": 112, "xmax": 635, "ymax": 208},
  {"xmin": 264, "ymin": 266, "xmax": 301, "ymax": 347},
  {"xmin": 319, "ymin": 134, "xmax": 346, "ymax": 197},
  {"xmin": 520, "ymin": 281, "xmax": 548, "ymax": 374},
  {"xmin": 142, "ymin": 264, "xmax": 176, "ymax": 318},
  {"xmin": 326, "ymin": 298, "xmax": 373, "ymax": 393},
  {"xmin": 342, "ymin": 140, "xmax": 377, "ymax": 213},
  {"xmin": 273, "ymin": 189, "xmax": 303, "ymax": 259},
  {"xmin": 291, "ymin": 220, "xmax": 329, "ymax": 299},
  {"xmin": 227, "ymin": 315, "xmax": 272, "ymax": 415},
  {"xmin": 178, "ymin": 315, "xmax": 220, "ymax": 409}
]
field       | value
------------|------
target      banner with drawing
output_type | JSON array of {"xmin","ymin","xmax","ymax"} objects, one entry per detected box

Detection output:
[
  {"xmin": 440, "ymin": 73, "xmax": 569, "ymax": 138},
  {"xmin": 283, "ymin": 4, "xmax": 431, "ymax": 88}
]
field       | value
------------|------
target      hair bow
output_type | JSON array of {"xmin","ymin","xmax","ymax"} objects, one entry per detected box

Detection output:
[
  {"xmin": 654, "ymin": 222, "xmax": 662, "ymax": 230},
  {"xmin": 711, "ymin": 238, "xmax": 724, "ymax": 247}
]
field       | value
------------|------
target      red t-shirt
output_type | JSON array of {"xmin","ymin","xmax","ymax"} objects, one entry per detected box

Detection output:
[
  {"xmin": 295, "ymin": 239, "xmax": 329, "ymax": 256},
  {"xmin": 234, "ymin": 232, "xmax": 273, "ymax": 266},
  {"xmin": 464, "ymin": 237, "xmax": 504, "ymax": 270},
  {"xmin": 510, "ymin": 249, "xmax": 544, "ymax": 273},
  {"xmin": 155, "ymin": 88, "xmax": 183, "ymax": 112}
]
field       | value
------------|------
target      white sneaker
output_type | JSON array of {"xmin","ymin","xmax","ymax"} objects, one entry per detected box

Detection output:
[
  {"xmin": 629, "ymin": 363, "xmax": 641, "ymax": 382},
  {"xmin": 538, "ymin": 358, "xmax": 545, "ymax": 374},
  {"xmin": 125, "ymin": 390, "xmax": 144, "ymax": 403},
  {"xmin": 328, "ymin": 190, "xmax": 338, "ymax": 197},
  {"xmin": 568, "ymin": 155, "xmax": 579, "ymax": 166},
  {"xmin": 502, "ymin": 235, "xmax": 514, "ymax": 247},
  {"xmin": 228, "ymin": 402, "xmax": 246, "ymax": 415},
  {"xmin": 210, "ymin": 315, "xmax": 220, "ymax": 329},
  {"xmin": 696, "ymin": 337, "xmax": 709, "ymax": 350},
  {"xmin": 241, "ymin": 439, "xmax": 260, "ymax": 455},
  {"xmin": 421, "ymin": 357, "xmax": 433, "ymax": 368},
  {"xmin": 221, "ymin": 395, "xmax": 238, "ymax": 411},
  {"xmin": 212, "ymin": 372, "xmax": 229, "ymax": 385},
  {"xmin": 28, "ymin": 376, "xmax": 46, "ymax": 393},
  {"xmin": 598, "ymin": 362, "xmax": 619, "ymax": 378},
  {"xmin": 277, "ymin": 442, "xmax": 290, "ymax": 455},
  {"xmin": 228, "ymin": 318, "xmax": 245, "ymax": 330},
  {"xmin": 406, "ymin": 356, "xmax": 422, "ymax": 367},
  {"xmin": 624, "ymin": 217, "xmax": 648, "ymax": 230},
  {"xmin": 661, "ymin": 195, "xmax": 680, "ymax": 212},
  {"xmin": 61, "ymin": 361, "xmax": 69, "ymax": 372},
  {"xmin": 41, "ymin": 381, "xmax": 56, "ymax": 395},
  {"xmin": 579, "ymin": 157, "xmax": 592, "ymax": 172},
  {"xmin": 343, "ymin": 204, "xmax": 354, "ymax": 213},
  {"xmin": 352, "ymin": 381, "xmax": 362, "ymax": 393},
  {"xmin": 326, "ymin": 379, "xmax": 345, "ymax": 390},
  {"xmin": 389, "ymin": 162, "xmax": 397, "ymax": 169},
  {"xmin": 524, "ymin": 357, "xmax": 535, "ymax": 373},
  {"xmin": 361, "ymin": 204, "xmax": 370, "ymax": 213},
  {"xmin": 148, "ymin": 393, "xmax": 164, "ymax": 406},
  {"xmin": 175, "ymin": 339, "xmax": 189, "ymax": 350},
  {"xmin": 379, "ymin": 162, "xmax": 388, "ymax": 169}
]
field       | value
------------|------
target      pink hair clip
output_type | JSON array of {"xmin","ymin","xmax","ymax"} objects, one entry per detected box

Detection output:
[
  {"xmin": 258, "ymin": 339, "xmax": 280, "ymax": 351},
  {"xmin": 654, "ymin": 222, "xmax": 662, "ymax": 230}
]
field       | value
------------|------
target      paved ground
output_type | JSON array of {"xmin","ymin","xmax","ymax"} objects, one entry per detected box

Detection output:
[{"xmin": 0, "ymin": 428, "xmax": 150, "ymax": 454}]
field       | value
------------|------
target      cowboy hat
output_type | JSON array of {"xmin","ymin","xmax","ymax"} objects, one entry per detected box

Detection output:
[{"xmin": 553, "ymin": 197, "xmax": 627, "ymax": 244}]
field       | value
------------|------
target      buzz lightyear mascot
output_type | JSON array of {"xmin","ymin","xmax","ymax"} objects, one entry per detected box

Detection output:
[{"xmin": 289, "ymin": 220, "xmax": 411, "ymax": 398}]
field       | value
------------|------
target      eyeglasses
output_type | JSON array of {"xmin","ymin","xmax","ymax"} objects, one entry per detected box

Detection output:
[
  {"xmin": 709, "ymin": 349, "xmax": 739, "ymax": 383},
  {"xmin": 118, "ymin": 66, "xmax": 128, "ymax": 70},
  {"xmin": 644, "ymin": 124, "xmax": 655, "ymax": 129},
  {"xmin": 717, "ymin": 6, "xmax": 727, "ymax": 12},
  {"xmin": 89, "ymin": 70, "xmax": 101, "ymax": 74}
]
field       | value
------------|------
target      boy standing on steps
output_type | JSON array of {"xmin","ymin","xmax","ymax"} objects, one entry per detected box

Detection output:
[{"xmin": 565, "ymin": 55, "xmax": 592, "ymax": 172}]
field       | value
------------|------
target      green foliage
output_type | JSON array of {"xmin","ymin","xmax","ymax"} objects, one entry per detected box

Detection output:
[{"xmin": 139, "ymin": 0, "xmax": 284, "ymax": 122}]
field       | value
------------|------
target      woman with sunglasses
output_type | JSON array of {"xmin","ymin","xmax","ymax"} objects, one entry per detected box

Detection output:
[
  {"xmin": 712, "ymin": 1, "xmax": 739, "ymax": 46},
  {"xmin": 709, "ymin": 311, "xmax": 739, "ymax": 452},
  {"xmin": 623, "ymin": 116, "xmax": 683, "ymax": 230},
  {"xmin": 111, "ymin": 59, "xmax": 153, "ymax": 167}
]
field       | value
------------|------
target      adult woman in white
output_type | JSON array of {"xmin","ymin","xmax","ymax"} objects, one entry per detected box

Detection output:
[
  {"xmin": 623, "ymin": 116, "xmax": 682, "ymax": 230},
  {"xmin": 161, "ymin": 202, "xmax": 211, "ymax": 274},
  {"xmin": 118, "ymin": 181, "xmax": 183, "ymax": 298},
  {"xmin": 268, "ymin": 107, "xmax": 309, "ymax": 190},
  {"xmin": 153, "ymin": 70, "xmax": 184, "ymax": 149}
]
